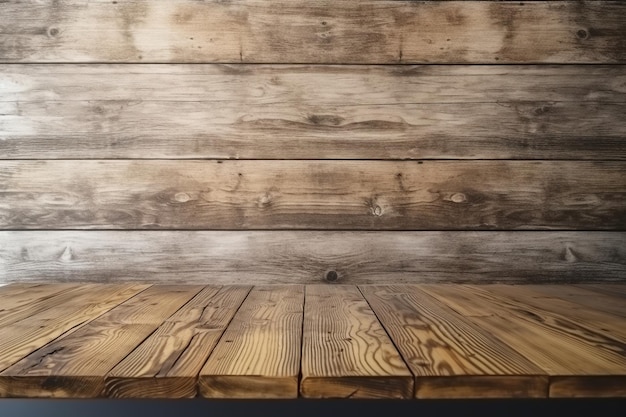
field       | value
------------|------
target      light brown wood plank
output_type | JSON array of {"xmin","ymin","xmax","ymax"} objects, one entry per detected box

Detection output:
[
  {"xmin": 105, "ymin": 285, "xmax": 250, "ymax": 398},
  {"xmin": 575, "ymin": 284, "xmax": 626, "ymax": 298},
  {"xmin": 198, "ymin": 285, "xmax": 303, "ymax": 399},
  {"xmin": 0, "ymin": 284, "xmax": 75, "ymax": 315},
  {"xmin": 0, "ymin": 285, "xmax": 201, "ymax": 398},
  {"xmin": 0, "ymin": 284, "xmax": 96, "ymax": 327},
  {"xmin": 471, "ymin": 285, "xmax": 626, "ymax": 335},
  {"xmin": 1, "ymin": 160, "xmax": 624, "ymax": 230},
  {"xmin": 2, "ymin": 65, "xmax": 625, "ymax": 160},
  {"xmin": 0, "ymin": 284, "xmax": 149, "ymax": 376},
  {"xmin": 421, "ymin": 285, "xmax": 626, "ymax": 398},
  {"xmin": 301, "ymin": 285, "xmax": 413, "ymax": 399},
  {"xmin": 1, "ymin": 1, "xmax": 624, "ymax": 63},
  {"xmin": 524, "ymin": 285, "xmax": 626, "ymax": 318},
  {"xmin": 2, "ymin": 231, "xmax": 624, "ymax": 285},
  {"xmin": 360, "ymin": 285, "xmax": 547, "ymax": 399}
]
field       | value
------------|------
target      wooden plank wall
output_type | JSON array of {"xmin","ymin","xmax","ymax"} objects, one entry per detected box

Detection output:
[{"xmin": 0, "ymin": 0, "xmax": 625, "ymax": 284}]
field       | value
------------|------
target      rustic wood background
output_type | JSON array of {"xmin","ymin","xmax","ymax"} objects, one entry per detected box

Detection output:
[{"xmin": 0, "ymin": 0, "xmax": 624, "ymax": 284}]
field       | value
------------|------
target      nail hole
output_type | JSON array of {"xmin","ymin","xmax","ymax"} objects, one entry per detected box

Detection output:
[
  {"xmin": 577, "ymin": 29, "xmax": 588, "ymax": 39},
  {"xmin": 325, "ymin": 270, "xmax": 338, "ymax": 282},
  {"xmin": 48, "ymin": 28, "xmax": 59, "ymax": 36}
]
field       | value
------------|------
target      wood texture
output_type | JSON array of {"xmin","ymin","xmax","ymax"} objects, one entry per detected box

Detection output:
[
  {"xmin": 467, "ymin": 285, "xmax": 626, "ymax": 339},
  {"xmin": 300, "ymin": 285, "xmax": 413, "ymax": 399},
  {"xmin": 421, "ymin": 285, "xmax": 626, "ymax": 397},
  {"xmin": 0, "ymin": 284, "xmax": 75, "ymax": 317},
  {"xmin": 0, "ymin": 284, "xmax": 148, "ymax": 374},
  {"xmin": 516, "ymin": 285, "xmax": 626, "ymax": 319},
  {"xmin": 2, "ymin": 65, "xmax": 625, "ymax": 160},
  {"xmin": 198, "ymin": 286, "xmax": 304, "ymax": 399},
  {"xmin": 0, "ymin": 284, "xmax": 625, "ymax": 398},
  {"xmin": 0, "ymin": 285, "xmax": 200, "ymax": 398},
  {"xmin": 360, "ymin": 285, "xmax": 547, "ymax": 399},
  {"xmin": 1, "ymin": 160, "xmax": 624, "ymax": 230},
  {"xmin": 2, "ymin": 231, "xmax": 624, "ymax": 285},
  {"xmin": 1, "ymin": 1, "xmax": 624, "ymax": 63},
  {"xmin": 105, "ymin": 286, "xmax": 250, "ymax": 398}
]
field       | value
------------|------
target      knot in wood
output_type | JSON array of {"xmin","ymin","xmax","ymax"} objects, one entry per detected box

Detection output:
[
  {"xmin": 450, "ymin": 193, "xmax": 467, "ymax": 203},
  {"xmin": 174, "ymin": 192, "xmax": 191, "ymax": 203},
  {"xmin": 325, "ymin": 270, "xmax": 339, "ymax": 282},
  {"xmin": 576, "ymin": 29, "xmax": 588, "ymax": 39}
]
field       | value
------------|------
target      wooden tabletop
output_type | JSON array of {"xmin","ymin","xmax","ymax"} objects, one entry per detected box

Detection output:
[{"xmin": 0, "ymin": 283, "xmax": 624, "ymax": 399}]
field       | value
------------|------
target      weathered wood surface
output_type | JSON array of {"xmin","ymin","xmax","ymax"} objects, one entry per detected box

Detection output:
[
  {"xmin": 2, "ymin": 231, "xmax": 624, "ymax": 285},
  {"xmin": 0, "ymin": 284, "xmax": 149, "ymax": 374},
  {"xmin": 300, "ymin": 285, "xmax": 413, "ymax": 399},
  {"xmin": 0, "ymin": 283, "xmax": 625, "ymax": 399},
  {"xmin": 421, "ymin": 284, "xmax": 626, "ymax": 398},
  {"xmin": 2, "ymin": 65, "xmax": 625, "ymax": 160},
  {"xmin": 1, "ymin": 160, "xmax": 624, "ymax": 230},
  {"xmin": 0, "ymin": 285, "xmax": 200, "ymax": 398},
  {"xmin": 1, "ymin": 1, "xmax": 624, "ymax": 63},
  {"xmin": 198, "ymin": 286, "xmax": 304, "ymax": 398},
  {"xmin": 360, "ymin": 285, "xmax": 547, "ymax": 399},
  {"xmin": 106, "ymin": 286, "xmax": 250, "ymax": 398}
]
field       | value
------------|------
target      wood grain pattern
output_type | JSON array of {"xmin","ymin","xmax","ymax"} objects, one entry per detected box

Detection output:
[
  {"xmin": 0, "ymin": 285, "xmax": 201, "ymax": 398},
  {"xmin": 575, "ymin": 284, "xmax": 626, "ymax": 298},
  {"xmin": 301, "ymin": 285, "xmax": 413, "ymax": 399},
  {"xmin": 0, "ymin": 284, "xmax": 75, "ymax": 316},
  {"xmin": 1, "ymin": 160, "xmax": 624, "ymax": 230},
  {"xmin": 517, "ymin": 285, "xmax": 626, "ymax": 319},
  {"xmin": 2, "ymin": 231, "xmax": 624, "ymax": 285},
  {"xmin": 105, "ymin": 286, "xmax": 250, "ymax": 398},
  {"xmin": 2, "ymin": 65, "xmax": 625, "ymax": 160},
  {"xmin": 360, "ymin": 285, "xmax": 547, "ymax": 399},
  {"xmin": 1, "ymin": 1, "xmax": 624, "ymax": 63},
  {"xmin": 198, "ymin": 286, "xmax": 304, "ymax": 399},
  {"xmin": 421, "ymin": 285, "xmax": 626, "ymax": 397},
  {"xmin": 0, "ymin": 284, "xmax": 91, "ymax": 327},
  {"xmin": 468, "ymin": 285, "xmax": 626, "ymax": 339},
  {"xmin": 0, "ymin": 284, "xmax": 148, "ymax": 375}
]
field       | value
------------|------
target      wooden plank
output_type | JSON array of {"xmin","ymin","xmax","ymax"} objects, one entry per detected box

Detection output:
[
  {"xmin": 575, "ymin": 284, "xmax": 626, "ymax": 298},
  {"xmin": 301, "ymin": 285, "xmax": 413, "ymax": 399},
  {"xmin": 1, "ymin": 160, "xmax": 624, "ymax": 230},
  {"xmin": 2, "ymin": 65, "xmax": 625, "ymax": 160},
  {"xmin": 1, "ymin": 1, "xmax": 624, "ymax": 63},
  {"xmin": 0, "ymin": 285, "xmax": 201, "ymax": 398},
  {"xmin": 0, "ymin": 284, "xmax": 95, "ymax": 327},
  {"xmin": 464, "ymin": 285, "xmax": 626, "ymax": 349},
  {"xmin": 105, "ymin": 286, "xmax": 250, "ymax": 398},
  {"xmin": 360, "ymin": 285, "xmax": 547, "ymax": 399},
  {"xmin": 0, "ymin": 284, "xmax": 75, "ymax": 315},
  {"xmin": 0, "ymin": 284, "xmax": 149, "ymax": 375},
  {"xmin": 2, "ymin": 231, "xmax": 624, "ymax": 285},
  {"xmin": 485, "ymin": 284, "xmax": 626, "ymax": 321},
  {"xmin": 421, "ymin": 285, "xmax": 626, "ymax": 398},
  {"xmin": 198, "ymin": 286, "xmax": 304, "ymax": 399}
]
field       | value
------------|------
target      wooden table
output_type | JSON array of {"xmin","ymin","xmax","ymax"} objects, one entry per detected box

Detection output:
[{"xmin": 0, "ymin": 283, "xmax": 624, "ymax": 399}]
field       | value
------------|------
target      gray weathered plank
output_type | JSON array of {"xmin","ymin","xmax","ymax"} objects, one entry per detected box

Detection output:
[
  {"xmin": 1, "ymin": 160, "xmax": 624, "ymax": 230},
  {"xmin": 1, "ymin": 231, "xmax": 624, "ymax": 285},
  {"xmin": 0, "ymin": 1, "xmax": 624, "ymax": 63},
  {"xmin": 1, "ymin": 65, "xmax": 625, "ymax": 159}
]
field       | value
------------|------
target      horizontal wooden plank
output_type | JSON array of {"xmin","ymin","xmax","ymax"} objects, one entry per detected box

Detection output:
[
  {"xmin": 1, "ymin": 1, "xmax": 624, "ymax": 63},
  {"xmin": 1, "ymin": 160, "xmax": 624, "ymax": 230},
  {"xmin": 1, "ymin": 65, "xmax": 625, "ymax": 159},
  {"xmin": 1, "ymin": 231, "xmax": 624, "ymax": 284}
]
